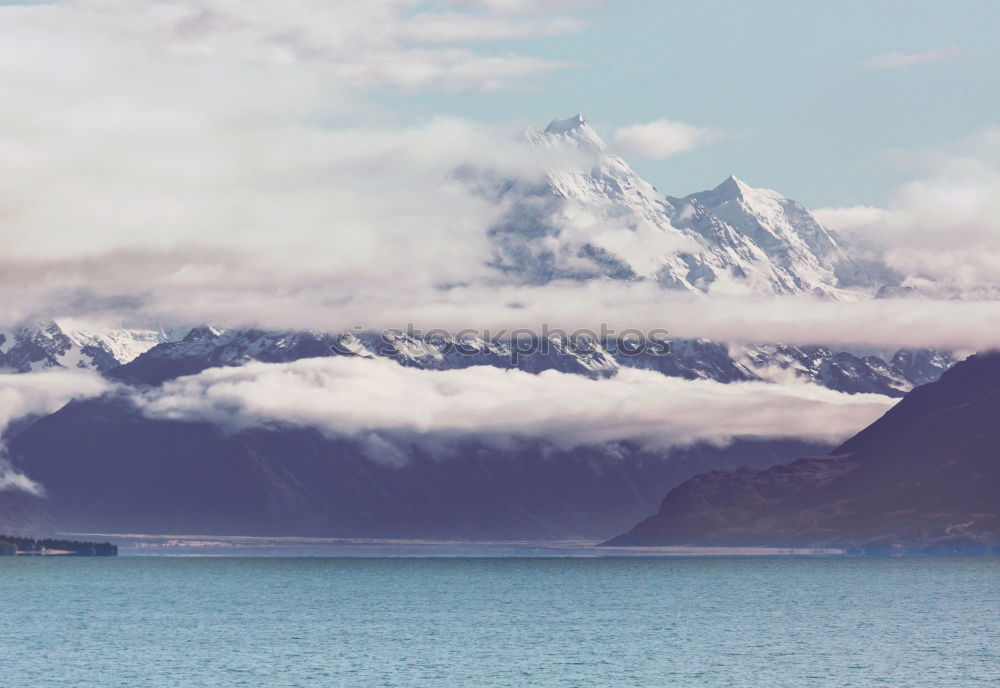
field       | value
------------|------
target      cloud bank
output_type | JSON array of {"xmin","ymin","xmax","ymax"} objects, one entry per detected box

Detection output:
[{"xmin": 132, "ymin": 357, "xmax": 896, "ymax": 459}]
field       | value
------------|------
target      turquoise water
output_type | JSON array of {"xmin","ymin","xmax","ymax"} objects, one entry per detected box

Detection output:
[{"xmin": 1, "ymin": 557, "xmax": 998, "ymax": 687}]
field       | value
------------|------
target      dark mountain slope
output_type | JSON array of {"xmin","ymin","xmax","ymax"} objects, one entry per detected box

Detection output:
[
  {"xmin": 7, "ymin": 396, "xmax": 823, "ymax": 539},
  {"xmin": 608, "ymin": 352, "xmax": 1000, "ymax": 553}
]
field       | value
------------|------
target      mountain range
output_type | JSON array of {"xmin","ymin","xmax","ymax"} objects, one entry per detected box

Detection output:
[
  {"xmin": 99, "ymin": 325, "xmax": 949, "ymax": 397},
  {"xmin": 0, "ymin": 115, "xmax": 973, "ymax": 543},
  {"xmin": 0, "ymin": 115, "xmax": 937, "ymax": 394}
]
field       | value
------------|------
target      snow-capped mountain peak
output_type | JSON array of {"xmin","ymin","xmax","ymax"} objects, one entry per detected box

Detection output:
[
  {"xmin": 679, "ymin": 175, "xmax": 850, "ymax": 296},
  {"xmin": 540, "ymin": 114, "xmax": 607, "ymax": 152},
  {"xmin": 469, "ymin": 115, "xmax": 693, "ymax": 285},
  {"xmin": 687, "ymin": 175, "xmax": 840, "ymax": 258},
  {"xmin": 722, "ymin": 173, "xmax": 766, "ymax": 194},
  {"xmin": 521, "ymin": 114, "xmax": 609, "ymax": 159},
  {"xmin": 458, "ymin": 116, "xmax": 894, "ymax": 297},
  {"xmin": 713, "ymin": 174, "xmax": 752, "ymax": 197},
  {"xmin": 544, "ymin": 113, "xmax": 589, "ymax": 134}
]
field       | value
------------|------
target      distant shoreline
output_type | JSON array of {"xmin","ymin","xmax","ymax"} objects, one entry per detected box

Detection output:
[{"xmin": 51, "ymin": 532, "xmax": 850, "ymax": 557}]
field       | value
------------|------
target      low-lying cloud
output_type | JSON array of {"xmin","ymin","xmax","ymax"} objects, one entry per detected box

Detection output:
[
  {"xmin": 0, "ymin": 369, "xmax": 112, "ymax": 494},
  {"xmin": 132, "ymin": 357, "xmax": 897, "ymax": 459}
]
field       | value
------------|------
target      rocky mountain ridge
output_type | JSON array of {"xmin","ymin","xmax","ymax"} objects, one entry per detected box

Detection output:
[
  {"xmin": 0, "ymin": 320, "xmax": 953, "ymax": 399},
  {"xmin": 0, "ymin": 321, "xmax": 172, "ymax": 374},
  {"xmin": 105, "ymin": 325, "xmax": 952, "ymax": 397}
]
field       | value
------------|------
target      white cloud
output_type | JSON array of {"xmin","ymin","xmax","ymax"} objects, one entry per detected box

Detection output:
[
  {"xmin": 0, "ymin": 370, "xmax": 112, "ymax": 494},
  {"xmin": 611, "ymin": 119, "xmax": 724, "ymax": 159},
  {"xmin": 812, "ymin": 206, "xmax": 890, "ymax": 233},
  {"xmin": 34, "ymin": 0, "xmax": 584, "ymax": 93},
  {"xmin": 133, "ymin": 357, "xmax": 896, "ymax": 456},
  {"xmin": 402, "ymin": 12, "xmax": 584, "ymax": 42},
  {"xmin": 860, "ymin": 46, "xmax": 960, "ymax": 70},
  {"xmin": 814, "ymin": 128, "xmax": 1000, "ymax": 297}
]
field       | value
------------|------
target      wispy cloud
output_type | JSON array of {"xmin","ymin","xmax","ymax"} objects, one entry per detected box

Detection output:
[
  {"xmin": 860, "ymin": 46, "xmax": 960, "ymax": 70},
  {"xmin": 2, "ymin": 0, "xmax": 585, "ymax": 94},
  {"xmin": 611, "ymin": 119, "xmax": 723, "ymax": 159},
  {"xmin": 815, "ymin": 128, "xmax": 1000, "ymax": 298}
]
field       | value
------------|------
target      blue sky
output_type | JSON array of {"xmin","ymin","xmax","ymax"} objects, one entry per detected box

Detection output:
[{"xmin": 397, "ymin": 0, "xmax": 998, "ymax": 207}]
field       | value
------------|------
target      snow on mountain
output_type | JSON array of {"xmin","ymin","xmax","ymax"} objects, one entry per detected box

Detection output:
[
  {"xmin": 108, "ymin": 327, "xmax": 622, "ymax": 386},
  {"xmin": 0, "ymin": 321, "xmax": 179, "ymax": 374},
  {"xmin": 1, "ymin": 319, "xmax": 951, "ymax": 401},
  {"xmin": 523, "ymin": 115, "xmax": 684, "ymax": 240},
  {"xmin": 676, "ymin": 175, "xmax": 845, "ymax": 296},
  {"xmin": 455, "ymin": 114, "xmax": 695, "ymax": 285},
  {"xmin": 735, "ymin": 344, "xmax": 954, "ymax": 396},
  {"xmin": 458, "ymin": 114, "xmax": 889, "ymax": 297}
]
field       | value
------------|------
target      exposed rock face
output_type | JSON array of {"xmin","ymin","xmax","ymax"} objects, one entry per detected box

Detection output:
[{"xmin": 607, "ymin": 352, "xmax": 1000, "ymax": 553}]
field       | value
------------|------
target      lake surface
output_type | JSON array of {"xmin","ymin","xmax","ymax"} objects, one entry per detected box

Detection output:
[{"xmin": 1, "ymin": 556, "xmax": 997, "ymax": 687}]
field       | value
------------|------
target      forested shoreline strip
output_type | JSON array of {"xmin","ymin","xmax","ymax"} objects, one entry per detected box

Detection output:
[{"xmin": 0, "ymin": 535, "xmax": 117, "ymax": 556}]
